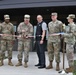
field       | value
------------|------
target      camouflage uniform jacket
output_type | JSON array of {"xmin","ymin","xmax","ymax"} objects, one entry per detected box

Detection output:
[
  {"xmin": 17, "ymin": 22, "xmax": 33, "ymax": 41},
  {"xmin": 48, "ymin": 20, "xmax": 63, "ymax": 42},
  {"xmin": 0, "ymin": 22, "xmax": 15, "ymax": 40},
  {"xmin": 64, "ymin": 22, "xmax": 76, "ymax": 44}
]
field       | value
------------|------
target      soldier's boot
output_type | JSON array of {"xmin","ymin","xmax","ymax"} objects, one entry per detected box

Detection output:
[
  {"xmin": 15, "ymin": 60, "xmax": 22, "ymax": 67},
  {"xmin": 65, "ymin": 67, "xmax": 73, "ymax": 73},
  {"xmin": 24, "ymin": 62, "xmax": 28, "ymax": 68},
  {"xmin": 8, "ymin": 59, "xmax": 14, "ymax": 66},
  {"xmin": 46, "ymin": 61, "xmax": 53, "ymax": 69},
  {"xmin": 0, "ymin": 59, "xmax": 4, "ymax": 66},
  {"xmin": 56, "ymin": 62, "xmax": 60, "ymax": 71}
]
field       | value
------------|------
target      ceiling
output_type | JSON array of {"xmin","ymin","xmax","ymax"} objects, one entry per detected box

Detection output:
[{"xmin": 0, "ymin": 0, "xmax": 76, "ymax": 9}]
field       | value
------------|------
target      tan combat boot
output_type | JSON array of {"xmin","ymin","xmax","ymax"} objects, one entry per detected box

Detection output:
[
  {"xmin": 56, "ymin": 62, "xmax": 60, "ymax": 71},
  {"xmin": 46, "ymin": 61, "xmax": 53, "ymax": 69},
  {"xmin": 8, "ymin": 59, "xmax": 14, "ymax": 66},
  {"xmin": 15, "ymin": 60, "xmax": 22, "ymax": 67},
  {"xmin": 0, "ymin": 59, "xmax": 4, "ymax": 66},
  {"xmin": 24, "ymin": 62, "xmax": 28, "ymax": 68},
  {"xmin": 65, "ymin": 67, "xmax": 73, "ymax": 73}
]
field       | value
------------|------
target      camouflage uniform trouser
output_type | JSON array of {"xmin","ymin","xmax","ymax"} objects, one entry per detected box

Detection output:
[
  {"xmin": 17, "ymin": 40, "xmax": 31, "ymax": 62},
  {"xmin": 0, "ymin": 40, "xmax": 13, "ymax": 60},
  {"xmin": 0, "ymin": 40, "xmax": 7, "ymax": 60},
  {"xmin": 66, "ymin": 43, "xmax": 74, "ymax": 67},
  {"xmin": 47, "ymin": 42, "xmax": 60, "ymax": 63}
]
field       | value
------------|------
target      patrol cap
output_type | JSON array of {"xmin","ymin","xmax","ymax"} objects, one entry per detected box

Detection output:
[
  {"xmin": 67, "ymin": 14, "xmax": 75, "ymax": 19},
  {"xmin": 24, "ymin": 14, "xmax": 30, "ymax": 19},
  {"xmin": 4, "ymin": 15, "xmax": 10, "ymax": 19},
  {"xmin": 51, "ymin": 12, "xmax": 58, "ymax": 16}
]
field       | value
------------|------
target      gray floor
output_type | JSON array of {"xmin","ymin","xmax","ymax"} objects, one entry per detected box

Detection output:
[{"xmin": 0, "ymin": 51, "xmax": 75, "ymax": 75}]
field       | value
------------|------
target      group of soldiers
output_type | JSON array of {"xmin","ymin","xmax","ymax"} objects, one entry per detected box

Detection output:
[
  {"xmin": 0, "ymin": 12, "xmax": 75, "ymax": 73},
  {"xmin": 0, "ymin": 14, "xmax": 33, "ymax": 68},
  {"xmin": 46, "ymin": 13, "xmax": 76, "ymax": 73}
]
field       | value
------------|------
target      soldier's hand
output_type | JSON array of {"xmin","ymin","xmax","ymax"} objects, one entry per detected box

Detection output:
[
  {"xmin": 17, "ymin": 35, "xmax": 21, "ymax": 39},
  {"xmin": 22, "ymin": 30, "xmax": 25, "ymax": 33},
  {"xmin": 0, "ymin": 34, "xmax": 3, "ymax": 36},
  {"xmin": 1, "ymin": 34, "xmax": 7, "ymax": 37},
  {"xmin": 25, "ymin": 35, "xmax": 28, "ymax": 39}
]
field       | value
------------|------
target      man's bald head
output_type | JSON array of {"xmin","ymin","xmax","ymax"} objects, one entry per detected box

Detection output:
[{"xmin": 37, "ymin": 15, "xmax": 43, "ymax": 23}]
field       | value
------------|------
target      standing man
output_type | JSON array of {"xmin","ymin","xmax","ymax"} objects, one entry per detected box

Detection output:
[
  {"xmin": 0, "ymin": 15, "xmax": 15, "ymax": 66},
  {"xmin": 16, "ymin": 14, "xmax": 33, "ymax": 68},
  {"xmin": 35, "ymin": 15, "xmax": 47, "ymax": 69},
  {"xmin": 0, "ymin": 22, "xmax": 8, "ymax": 59},
  {"xmin": 63, "ymin": 14, "xmax": 76, "ymax": 72},
  {"xmin": 46, "ymin": 13, "xmax": 63, "ymax": 71}
]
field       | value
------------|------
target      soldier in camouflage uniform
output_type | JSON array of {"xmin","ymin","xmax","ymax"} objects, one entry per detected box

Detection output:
[
  {"xmin": 0, "ymin": 15, "xmax": 15, "ymax": 66},
  {"xmin": 46, "ymin": 13, "xmax": 63, "ymax": 71},
  {"xmin": 16, "ymin": 14, "xmax": 33, "ymax": 68},
  {"xmin": 63, "ymin": 14, "xmax": 76, "ymax": 72},
  {"xmin": 0, "ymin": 23, "xmax": 8, "ymax": 60}
]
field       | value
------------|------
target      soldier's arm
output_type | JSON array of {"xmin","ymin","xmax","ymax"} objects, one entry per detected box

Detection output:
[
  {"xmin": 72, "ymin": 25, "xmax": 76, "ymax": 36},
  {"xmin": 27, "ymin": 25, "xmax": 33, "ymax": 36},
  {"xmin": 17, "ymin": 23, "xmax": 22, "ymax": 34},
  {"xmin": 11, "ymin": 25, "xmax": 15, "ymax": 35},
  {"xmin": 59, "ymin": 21, "xmax": 63, "ymax": 32},
  {"xmin": 11, "ymin": 24, "xmax": 15, "ymax": 40},
  {"xmin": 59, "ymin": 22, "xmax": 64, "ymax": 39},
  {"xmin": 64, "ymin": 26, "xmax": 75, "ymax": 37}
]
